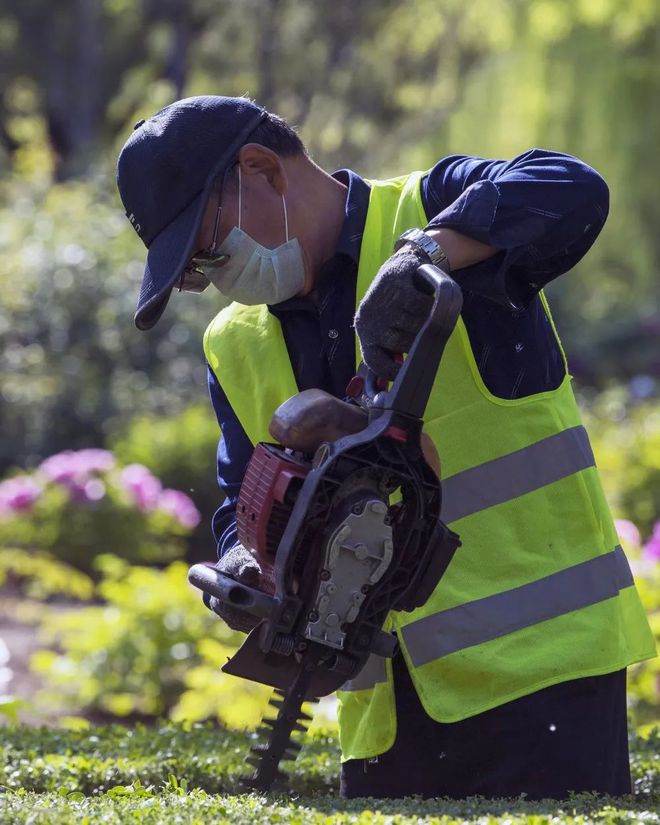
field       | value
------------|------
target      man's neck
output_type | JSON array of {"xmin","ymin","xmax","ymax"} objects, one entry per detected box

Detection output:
[{"xmin": 283, "ymin": 156, "xmax": 348, "ymax": 294}]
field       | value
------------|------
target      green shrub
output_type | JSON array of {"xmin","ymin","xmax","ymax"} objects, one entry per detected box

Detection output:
[
  {"xmin": 0, "ymin": 174, "xmax": 230, "ymax": 475},
  {"xmin": 0, "ymin": 724, "xmax": 658, "ymax": 824},
  {"xmin": 625, "ymin": 554, "xmax": 660, "ymax": 728},
  {"xmin": 585, "ymin": 390, "xmax": 660, "ymax": 539},
  {"xmin": 0, "ymin": 449, "xmax": 200, "ymax": 571},
  {"xmin": 110, "ymin": 405, "xmax": 223, "ymax": 563},
  {"xmin": 582, "ymin": 390, "xmax": 660, "ymax": 727},
  {"xmin": 0, "ymin": 722, "xmax": 339, "ymax": 797},
  {"xmin": 29, "ymin": 556, "xmax": 271, "ymax": 725},
  {"xmin": 2, "ymin": 792, "xmax": 658, "ymax": 825}
]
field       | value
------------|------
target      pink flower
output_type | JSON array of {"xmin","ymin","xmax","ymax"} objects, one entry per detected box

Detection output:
[
  {"xmin": 120, "ymin": 464, "xmax": 162, "ymax": 512},
  {"xmin": 74, "ymin": 449, "xmax": 115, "ymax": 474},
  {"xmin": 68, "ymin": 478, "xmax": 107, "ymax": 504},
  {"xmin": 158, "ymin": 488, "xmax": 201, "ymax": 529},
  {"xmin": 0, "ymin": 476, "xmax": 42, "ymax": 514},
  {"xmin": 642, "ymin": 521, "xmax": 660, "ymax": 564},
  {"xmin": 39, "ymin": 449, "xmax": 114, "ymax": 505},
  {"xmin": 39, "ymin": 451, "xmax": 81, "ymax": 485},
  {"xmin": 39, "ymin": 449, "xmax": 114, "ymax": 485},
  {"xmin": 614, "ymin": 519, "xmax": 641, "ymax": 549}
]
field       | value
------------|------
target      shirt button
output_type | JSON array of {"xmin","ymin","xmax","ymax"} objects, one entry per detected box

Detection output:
[{"xmin": 328, "ymin": 329, "xmax": 339, "ymax": 339}]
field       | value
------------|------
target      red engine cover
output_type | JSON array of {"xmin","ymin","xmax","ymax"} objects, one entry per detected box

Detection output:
[{"xmin": 236, "ymin": 444, "xmax": 311, "ymax": 565}]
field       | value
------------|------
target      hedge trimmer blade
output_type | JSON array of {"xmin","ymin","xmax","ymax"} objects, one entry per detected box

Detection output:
[{"xmin": 241, "ymin": 650, "xmax": 320, "ymax": 792}]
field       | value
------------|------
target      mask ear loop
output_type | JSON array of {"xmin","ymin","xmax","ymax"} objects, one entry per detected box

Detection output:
[
  {"xmin": 237, "ymin": 165, "xmax": 242, "ymax": 231},
  {"xmin": 282, "ymin": 193, "xmax": 289, "ymax": 243},
  {"xmin": 238, "ymin": 163, "xmax": 289, "ymax": 243}
]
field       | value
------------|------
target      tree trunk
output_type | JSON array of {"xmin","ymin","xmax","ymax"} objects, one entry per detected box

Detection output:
[
  {"xmin": 256, "ymin": 0, "xmax": 283, "ymax": 109},
  {"xmin": 165, "ymin": 2, "xmax": 189, "ymax": 99}
]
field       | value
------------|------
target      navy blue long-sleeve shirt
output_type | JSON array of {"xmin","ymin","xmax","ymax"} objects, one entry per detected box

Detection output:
[{"xmin": 207, "ymin": 149, "xmax": 609, "ymax": 558}]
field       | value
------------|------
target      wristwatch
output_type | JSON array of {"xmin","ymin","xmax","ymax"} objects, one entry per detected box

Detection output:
[{"xmin": 395, "ymin": 228, "xmax": 451, "ymax": 273}]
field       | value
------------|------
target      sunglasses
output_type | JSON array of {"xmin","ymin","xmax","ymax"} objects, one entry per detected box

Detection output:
[{"xmin": 177, "ymin": 167, "xmax": 234, "ymax": 292}]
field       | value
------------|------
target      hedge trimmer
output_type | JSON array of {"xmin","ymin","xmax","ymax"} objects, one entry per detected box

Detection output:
[{"xmin": 189, "ymin": 264, "xmax": 463, "ymax": 790}]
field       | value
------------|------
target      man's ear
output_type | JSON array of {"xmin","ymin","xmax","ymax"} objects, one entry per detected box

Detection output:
[{"xmin": 238, "ymin": 144, "xmax": 287, "ymax": 193}]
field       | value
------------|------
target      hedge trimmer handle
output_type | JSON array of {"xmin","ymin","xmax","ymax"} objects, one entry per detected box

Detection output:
[{"xmin": 368, "ymin": 264, "xmax": 463, "ymax": 417}]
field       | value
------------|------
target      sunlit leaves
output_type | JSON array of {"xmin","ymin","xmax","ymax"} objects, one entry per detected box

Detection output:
[
  {"xmin": 0, "ymin": 547, "xmax": 94, "ymax": 601},
  {"xmin": 585, "ymin": 391, "xmax": 660, "ymax": 538},
  {"xmin": 528, "ymin": 0, "xmax": 573, "ymax": 42},
  {"xmin": 25, "ymin": 555, "xmax": 270, "ymax": 727}
]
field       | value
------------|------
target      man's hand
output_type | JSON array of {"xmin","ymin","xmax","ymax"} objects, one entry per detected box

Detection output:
[
  {"xmin": 205, "ymin": 543, "xmax": 262, "ymax": 633},
  {"xmin": 354, "ymin": 248, "xmax": 433, "ymax": 380}
]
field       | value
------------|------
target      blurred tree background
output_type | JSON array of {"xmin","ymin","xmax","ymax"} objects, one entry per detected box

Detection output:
[
  {"xmin": 0, "ymin": 0, "xmax": 658, "ymax": 728},
  {"xmin": 1, "ymin": 0, "xmax": 658, "ymax": 477}
]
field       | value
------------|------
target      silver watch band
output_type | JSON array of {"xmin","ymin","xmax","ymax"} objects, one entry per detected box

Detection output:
[{"xmin": 395, "ymin": 228, "xmax": 450, "ymax": 272}]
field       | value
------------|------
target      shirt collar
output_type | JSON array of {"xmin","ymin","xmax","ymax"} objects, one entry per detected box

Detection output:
[{"xmin": 331, "ymin": 169, "xmax": 371, "ymax": 262}]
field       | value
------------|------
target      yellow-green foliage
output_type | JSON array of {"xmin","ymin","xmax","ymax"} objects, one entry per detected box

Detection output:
[
  {"xmin": 586, "ymin": 392, "xmax": 660, "ymax": 538},
  {"xmin": 628, "ymin": 568, "xmax": 660, "ymax": 728},
  {"xmin": 30, "ymin": 556, "xmax": 271, "ymax": 727},
  {"xmin": 171, "ymin": 637, "xmax": 271, "ymax": 730},
  {"xmin": 0, "ymin": 547, "xmax": 93, "ymax": 601},
  {"xmin": 582, "ymin": 393, "xmax": 660, "ymax": 726}
]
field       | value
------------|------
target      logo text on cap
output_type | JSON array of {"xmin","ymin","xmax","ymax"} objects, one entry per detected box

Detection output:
[{"xmin": 127, "ymin": 213, "xmax": 142, "ymax": 236}]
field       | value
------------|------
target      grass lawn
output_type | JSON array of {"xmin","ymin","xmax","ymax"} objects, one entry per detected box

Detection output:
[{"xmin": 0, "ymin": 723, "xmax": 658, "ymax": 823}]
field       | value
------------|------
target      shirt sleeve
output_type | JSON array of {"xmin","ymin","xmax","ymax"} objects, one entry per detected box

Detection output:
[
  {"xmin": 207, "ymin": 363, "xmax": 254, "ymax": 560},
  {"xmin": 422, "ymin": 148, "xmax": 610, "ymax": 309}
]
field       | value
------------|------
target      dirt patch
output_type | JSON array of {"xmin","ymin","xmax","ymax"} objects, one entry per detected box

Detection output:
[
  {"xmin": 0, "ymin": 596, "xmax": 66, "ymax": 724},
  {"xmin": 1, "ymin": 618, "xmax": 42, "ymax": 699}
]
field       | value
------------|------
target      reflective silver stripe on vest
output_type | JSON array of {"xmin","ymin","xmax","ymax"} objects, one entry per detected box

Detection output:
[
  {"xmin": 402, "ymin": 545, "xmax": 634, "ymax": 668},
  {"xmin": 441, "ymin": 426, "xmax": 595, "ymax": 524},
  {"xmin": 340, "ymin": 654, "xmax": 388, "ymax": 692}
]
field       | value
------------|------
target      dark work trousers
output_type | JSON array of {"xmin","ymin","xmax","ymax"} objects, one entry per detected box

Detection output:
[{"xmin": 340, "ymin": 653, "xmax": 631, "ymax": 800}]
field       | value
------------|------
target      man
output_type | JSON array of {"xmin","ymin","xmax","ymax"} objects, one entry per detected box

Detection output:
[{"xmin": 117, "ymin": 95, "xmax": 655, "ymax": 800}]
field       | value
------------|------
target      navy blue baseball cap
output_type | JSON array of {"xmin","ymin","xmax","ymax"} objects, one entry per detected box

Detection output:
[{"xmin": 117, "ymin": 95, "xmax": 267, "ymax": 330}]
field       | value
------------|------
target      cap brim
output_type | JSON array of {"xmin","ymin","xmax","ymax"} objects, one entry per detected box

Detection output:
[
  {"xmin": 134, "ymin": 185, "xmax": 211, "ymax": 331},
  {"xmin": 131, "ymin": 105, "xmax": 268, "ymax": 331}
]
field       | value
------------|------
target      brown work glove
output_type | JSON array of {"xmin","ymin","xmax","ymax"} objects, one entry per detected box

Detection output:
[
  {"xmin": 354, "ymin": 248, "xmax": 433, "ymax": 380},
  {"xmin": 205, "ymin": 543, "xmax": 262, "ymax": 633}
]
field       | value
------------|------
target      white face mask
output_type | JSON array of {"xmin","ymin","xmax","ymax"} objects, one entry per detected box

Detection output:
[{"xmin": 206, "ymin": 167, "xmax": 307, "ymax": 306}]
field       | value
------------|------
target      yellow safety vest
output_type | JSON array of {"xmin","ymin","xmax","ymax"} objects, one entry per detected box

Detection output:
[{"xmin": 204, "ymin": 171, "xmax": 656, "ymax": 762}]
